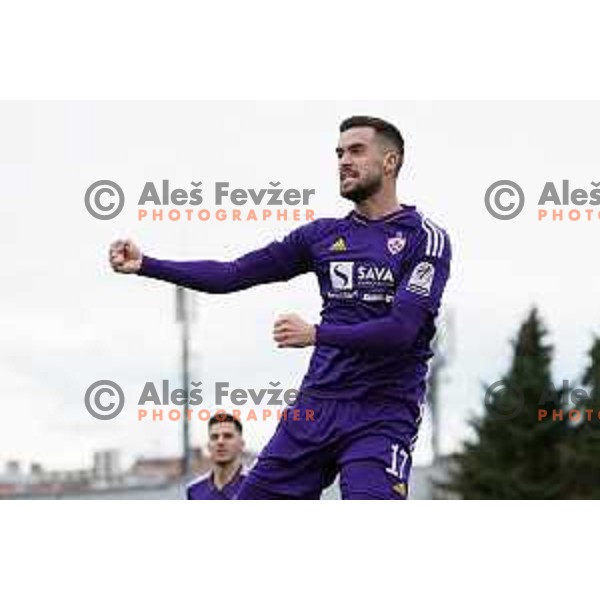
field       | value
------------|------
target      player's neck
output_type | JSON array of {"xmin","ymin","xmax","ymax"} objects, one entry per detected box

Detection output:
[
  {"xmin": 353, "ymin": 189, "xmax": 402, "ymax": 221},
  {"xmin": 212, "ymin": 459, "xmax": 242, "ymax": 490}
]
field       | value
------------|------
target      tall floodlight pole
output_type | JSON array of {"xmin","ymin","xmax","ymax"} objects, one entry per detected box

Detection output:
[
  {"xmin": 176, "ymin": 287, "xmax": 192, "ymax": 479},
  {"xmin": 428, "ymin": 310, "xmax": 454, "ymax": 463},
  {"xmin": 428, "ymin": 351, "xmax": 444, "ymax": 461}
]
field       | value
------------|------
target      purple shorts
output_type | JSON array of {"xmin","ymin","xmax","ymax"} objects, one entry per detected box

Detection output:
[{"xmin": 238, "ymin": 393, "xmax": 419, "ymax": 500}]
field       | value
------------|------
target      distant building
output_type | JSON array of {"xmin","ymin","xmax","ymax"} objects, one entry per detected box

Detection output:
[
  {"xmin": 0, "ymin": 460, "xmax": 28, "ymax": 496},
  {"xmin": 93, "ymin": 450, "xmax": 121, "ymax": 486},
  {"xmin": 1, "ymin": 447, "xmax": 259, "ymax": 499},
  {"xmin": 5, "ymin": 460, "xmax": 21, "ymax": 476},
  {"xmin": 129, "ymin": 447, "xmax": 209, "ymax": 484}
]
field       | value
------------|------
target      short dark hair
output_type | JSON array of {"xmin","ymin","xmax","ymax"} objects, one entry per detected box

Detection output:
[
  {"xmin": 208, "ymin": 413, "xmax": 243, "ymax": 434},
  {"xmin": 339, "ymin": 115, "xmax": 405, "ymax": 176}
]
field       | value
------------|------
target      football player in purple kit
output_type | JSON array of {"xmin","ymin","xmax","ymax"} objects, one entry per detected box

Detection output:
[
  {"xmin": 187, "ymin": 414, "xmax": 247, "ymax": 500},
  {"xmin": 109, "ymin": 116, "xmax": 452, "ymax": 500}
]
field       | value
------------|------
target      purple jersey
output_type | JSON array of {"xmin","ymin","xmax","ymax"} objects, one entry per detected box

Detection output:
[
  {"xmin": 186, "ymin": 467, "xmax": 246, "ymax": 500},
  {"xmin": 139, "ymin": 204, "xmax": 452, "ymax": 426}
]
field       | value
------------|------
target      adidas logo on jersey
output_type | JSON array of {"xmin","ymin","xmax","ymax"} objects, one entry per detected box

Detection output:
[{"xmin": 329, "ymin": 237, "xmax": 347, "ymax": 252}]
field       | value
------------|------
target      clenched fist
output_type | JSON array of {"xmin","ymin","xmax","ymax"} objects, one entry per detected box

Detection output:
[
  {"xmin": 109, "ymin": 239, "xmax": 143, "ymax": 274},
  {"xmin": 273, "ymin": 313, "xmax": 316, "ymax": 348}
]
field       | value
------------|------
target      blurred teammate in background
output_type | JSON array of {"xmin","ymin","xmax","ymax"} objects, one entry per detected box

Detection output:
[{"xmin": 186, "ymin": 414, "xmax": 247, "ymax": 500}]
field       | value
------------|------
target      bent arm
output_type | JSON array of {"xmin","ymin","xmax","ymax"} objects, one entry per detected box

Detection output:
[
  {"xmin": 316, "ymin": 224, "xmax": 452, "ymax": 353},
  {"xmin": 315, "ymin": 302, "xmax": 428, "ymax": 353}
]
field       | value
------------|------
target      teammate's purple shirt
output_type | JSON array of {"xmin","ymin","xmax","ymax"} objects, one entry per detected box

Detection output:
[
  {"xmin": 186, "ymin": 467, "xmax": 246, "ymax": 500},
  {"xmin": 139, "ymin": 205, "xmax": 451, "ymax": 424}
]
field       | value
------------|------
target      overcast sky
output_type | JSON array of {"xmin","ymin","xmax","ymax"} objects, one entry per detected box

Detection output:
[{"xmin": 2, "ymin": 100, "xmax": 600, "ymax": 471}]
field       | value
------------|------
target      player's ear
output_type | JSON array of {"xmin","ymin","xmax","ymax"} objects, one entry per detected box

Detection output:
[{"xmin": 383, "ymin": 150, "xmax": 399, "ymax": 176}]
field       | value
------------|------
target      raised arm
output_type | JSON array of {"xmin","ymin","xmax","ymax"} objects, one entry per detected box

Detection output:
[{"xmin": 109, "ymin": 226, "xmax": 313, "ymax": 294}]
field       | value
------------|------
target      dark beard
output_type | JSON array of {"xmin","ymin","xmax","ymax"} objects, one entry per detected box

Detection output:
[{"xmin": 340, "ymin": 175, "xmax": 383, "ymax": 203}]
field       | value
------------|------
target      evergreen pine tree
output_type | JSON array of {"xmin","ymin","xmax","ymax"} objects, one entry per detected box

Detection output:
[
  {"xmin": 561, "ymin": 337, "xmax": 600, "ymax": 498},
  {"xmin": 445, "ymin": 308, "xmax": 568, "ymax": 499}
]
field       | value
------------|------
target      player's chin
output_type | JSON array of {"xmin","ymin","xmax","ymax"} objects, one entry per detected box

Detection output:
[
  {"xmin": 339, "ymin": 182, "xmax": 353, "ymax": 197},
  {"xmin": 340, "ymin": 185, "xmax": 364, "ymax": 202}
]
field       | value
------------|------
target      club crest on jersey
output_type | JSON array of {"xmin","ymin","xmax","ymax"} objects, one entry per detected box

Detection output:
[
  {"xmin": 387, "ymin": 232, "xmax": 406, "ymax": 255},
  {"xmin": 329, "ymin": 237, "xmax": 347, "ymax": 252}
]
